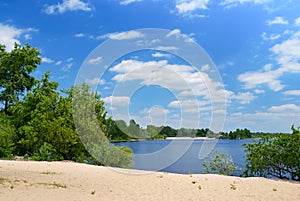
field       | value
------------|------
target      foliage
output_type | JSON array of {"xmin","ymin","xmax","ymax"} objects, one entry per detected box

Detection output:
[
  {"xmin": 0, "ymin": 112, "xmax": 15, "ymax": 158},
  {"xmin": 219, "ymin": 128, "xmax": 252, "ymax": 139},
  {"xmin": 243, "ymin": 126, "xmax": 300, "ymax": 181},
  {"xmin": 31, "ymin": 142, "xmax": 63, "ymax": 161},
  {"xmin": 72, "ymin": 83, "xmax": 133, "ymax": 168},
  {"xmin": 203, "ymin": 150, "xmax": 240, "ymax": 176},
  {"xmin": 0, "ymin": 44, "xmax": 41, "ymax": 113}
]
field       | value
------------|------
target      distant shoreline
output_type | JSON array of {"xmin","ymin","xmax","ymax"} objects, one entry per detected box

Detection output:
[{"xmin": 166, "ymin": 137, "xmax": 216, "ymax": 140}]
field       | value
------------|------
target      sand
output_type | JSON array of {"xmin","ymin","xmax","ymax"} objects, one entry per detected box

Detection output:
[{"xmin": 0, "ymin": 160, "xmax": 299, "ymax": 201}]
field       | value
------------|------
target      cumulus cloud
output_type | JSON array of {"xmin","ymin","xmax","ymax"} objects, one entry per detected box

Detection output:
[
  {"xmin": 85, "ymin": 78, "xmax": 105, "ymax": 85},
  {"xmin": 268, "ymin": 104, "xmax": 300, "ymax": 112},
  {"xmin": 103, "ymin": 96, "xmax": 131, "ymax": 106},
  {"xmin": 0, "ymin": 23, "xmax": 37, "ymax": 51},
  {"xmin": 152, "ymin": 52, "xmax": 172, "ymax": 58},
  {"xmin": 220, "ymin": 0, "xmax": 270, "ymax": 8},
  {"xmin": 41, "ymin": 57, "xmax": 54, "ymax": 64},
  {"xmin": 44, "ymin": 0, "xmax": 92, "ymax": 14},
  {"xmin": 261, "ymin": 32, "xmax": 281, "ymax": 41},
  {"xmin": 120, "ymin": 0, "xmax": 142, "ymax": 6},
  {"xmin": 267, "ymin": 16, "xmax": 289, "ymax": 25},
  {"xmin": 74, "ymin": 33, "xmax": 85, "ymax": 38},
  {"xmin": 282, "ymin": 90, "xmax": 300, "ymax": 96},
  {"xmin": 166, "ymin": 29, "xmax": 195, "ymax": 43},
  {"xmin": 295, "ymin": 17, "xmax": 300, "ymax": 26},
  {"xmin": 238, "ymin": 31, "xmax": 300, "ymax": 91},
  {"xmin": 176, "ymin": 0, "xmax": 209, "ymax": 14},
  {"xmin": 232, "ymin": 92, "xmax": 257, "ymax": 104},
  {"xmin": 98, "ymin": 30, "xmax": 144, "ymax": 40},
  {"xmin": 88, "ymin": 56, "xmax": 102, "ymax": 64}
]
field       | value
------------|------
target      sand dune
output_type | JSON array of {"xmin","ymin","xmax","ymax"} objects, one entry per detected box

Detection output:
[{"xmin": 0, "ymin": 160, "xmax": 299, "ymax": 201}]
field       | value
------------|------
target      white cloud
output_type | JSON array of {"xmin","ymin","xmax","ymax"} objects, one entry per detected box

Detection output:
[
  {"xmin": 261, "ymin": 32, "xmax": 281, "ymax": 41},
  {"xmin": 44, "ymin": 0, "xmax": 92, "ymax": 15},
  {"xmin": 103, "ymin": 96, "xmax": 130, "ymax": 106},
  {"xmin": 0, "ymin": 23, "xmax": 37, "ymax": 51},
  {"xmin": 152, "ymin": 52, "xmax": 171, "ymax": 58},
  {"xmin": 268, "ymin": 104, "xmax": 300, "ymax": 112},
  {"xmin": 98, "ymin": 30, "xmax": 144, "ymax": 40},
  {"xmin": 239, "ymin": 31, "xmax": 300, "ymax": 91},
  {"xmin": 295, "ymin": 17, "xmax": 300, "ymax": 26},
  {"xmin": 282, "ymin": 90, "xmax": 300, "ymax": 96},
  {"xmin": 55, "ymin": 61, "xmax": 62, "ymax": 65},
  {"xmin": 176, "ymin": 0, "xmax": 209, "ymax": 14},
  {"xmin": 75, "ymin": 33, "xmax": 85, "ymax": 37},
  {"xmin": 232, "ymin": 92, "xmax": 257, "ymax": 104},
  {"xmin": 41, "ymin": 57, "xmax": 54, "ymax": 64},
  {"xmin": 88, "ymin": 56, "xmax": 102, "ymax": 64},
  {"xmin": 168, "ymin": 99, "xmax": 210, "ymax": 113},
  {"xmin": 267, "ymin": 16, "xmax": 289, "ymax": 25},
  {"xmin": 120, "ymin": 0, "xmax": 142, "ymax": 6},
  {"xmin": 225, "ymin": 110, "xmax": 300, "ymax": 133},
  {"xmin": 254, "ymin": 89, "xmax": 265, "ymax": 94},
  {"xmin": 156, "ymin": 46, "xmax": 179, "ymax": 51},
  {"xmin": 238, "ymin": 69, "xmax": 284, "ymax": 91},
  {"xmin": 220, "ymin": 0, "xmax": 270, "ymax": 8},
  {"xmin": 166, "ymin": 29, "xmax": 195, "ymax": 43},
  {"xmin": 85, "ymin": 78, "xmax": 105, "ymax": 85}
]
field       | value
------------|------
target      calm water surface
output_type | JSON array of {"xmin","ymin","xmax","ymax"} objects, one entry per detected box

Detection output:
[{"xmin": 115, "ymin": 139, "xmax": 253, "ymax": 176}]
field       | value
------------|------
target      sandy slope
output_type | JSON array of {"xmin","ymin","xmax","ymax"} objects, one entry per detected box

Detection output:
[{"xmin": 0, "ymin": 160, "xmax": 299, "ymax": 201}]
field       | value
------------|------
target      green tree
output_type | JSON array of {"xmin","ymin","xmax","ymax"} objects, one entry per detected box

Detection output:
[
  {"xmin": 0, "ymin": 112, "xmax": 15, "ymax": 158},
  {"xmin": 11, "ymin": 72, "xmax": 87, "ymax": 160},
  {"xmin": 72, "ymin": 83, "xmax": 133, "ymax": 168},
  {"xmin": 203, "ymin": 150, "xmax": 240, "ymax": 176},
  {"xmin": 0, "ymin": 44, "xmax": 41, "ymax": 113},
  {"xmin": 243, "ymin": 126, "xmax": 300, "ymax": 181}
]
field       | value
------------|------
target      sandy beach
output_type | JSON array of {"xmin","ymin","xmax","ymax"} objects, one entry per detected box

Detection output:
[{"xmin": 0, "ymin": 160, "xmax": 299, "ymax": 201}]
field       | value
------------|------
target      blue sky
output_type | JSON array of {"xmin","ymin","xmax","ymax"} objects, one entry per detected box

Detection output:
[{"xmin": 1, "ymin": 0, "xmax": 300, "ymax": 133}]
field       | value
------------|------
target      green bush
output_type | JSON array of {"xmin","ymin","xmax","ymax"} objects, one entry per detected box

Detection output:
[
  {"xmin": 243, "ymin": 126, "xmax": 300, "ymax": 181},
  {"xmin": 32, "ymin": 142, "xmax": 63, "ymax": 161},
  {"xmin": 203, "ymin": 150, "xmax": 240, "ymax": 176}
]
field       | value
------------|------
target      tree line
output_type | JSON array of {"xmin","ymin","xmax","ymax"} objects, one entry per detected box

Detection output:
[{"xmin": 0, "ymin": 44, "xmax": 132, "ymax": 167}]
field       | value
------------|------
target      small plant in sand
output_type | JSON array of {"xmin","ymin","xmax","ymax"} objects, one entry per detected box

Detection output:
[
  {"xmin": 198, "ymin": 185, "xmax": 202, "ymax": 190},
  {"xmin": 203, "ymin": 150, "xmax": 240, "ymax": 176},
  {"xmin": 230, "ymin": 183, "xmax": 237, "ymax": 190},
  {"xmin": 192, "ymin": 180, "xmax": 197, "ymax": 184},
  {"xmin": 91, "ymin": 189, "xmax": 96, "ymax": 195},
  {"xmin": 40, "ymin": 171, "xmax": 57, "ymax": 175}
]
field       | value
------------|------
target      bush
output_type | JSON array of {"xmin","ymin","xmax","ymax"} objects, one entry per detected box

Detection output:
[
  {"xmin": 203, "ymin": 150, "xmax": 240, "ymax": 176},
  {"xmin": 243, "ymin": 126, "xmax": 300, "ymax": 181},
  {"xmin": 32, "ymin": 142, "xmax": 63, "ymax": 161}
]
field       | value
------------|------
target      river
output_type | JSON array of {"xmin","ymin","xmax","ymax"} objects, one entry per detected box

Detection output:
[{"xmin": 114, "ymin": 138, "xmax": 253, "ymax": 176}]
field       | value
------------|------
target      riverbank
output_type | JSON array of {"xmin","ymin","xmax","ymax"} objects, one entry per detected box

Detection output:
[
  {"xmin": 0, "ymin": 160, "xmax": 299, "ymax": 201},
  {"xmin": 166, "ymin": 136, "xmax": 216, "ymax": 140}
]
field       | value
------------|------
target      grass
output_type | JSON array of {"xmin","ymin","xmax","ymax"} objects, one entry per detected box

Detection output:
[
  {"xmin": 0, "ymin": 177, "xmax": 9, "ymax": 185},
  {"xmin": 36, "ymin": 182, "xmax": 67, "ymax": 189},
  {"xmin": 40, "ymin": 171, "xmax": 58, "ymax": 175},
  {"xmin": 273, "ymin": 188, "xmax": 277, "ymax": 192},
  {"xmin": 198, "ymin": 185, "xmax": 202, "ymax": 190},
  {"xmin": 192, "ymin": 181, "xmax": 197, "ymax": 184},
  {"xmin": 91, "ymin": 189, "xmax": 96, "ymax": 195},
  {"xmin": 230, "ymin": 183, "xmax": 237, "ymax": 190}
]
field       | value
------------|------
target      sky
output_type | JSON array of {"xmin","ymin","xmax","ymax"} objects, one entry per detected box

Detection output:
[{"xmin": 1, "ymin": 0, "xmax": 300, "ymax": 133}]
